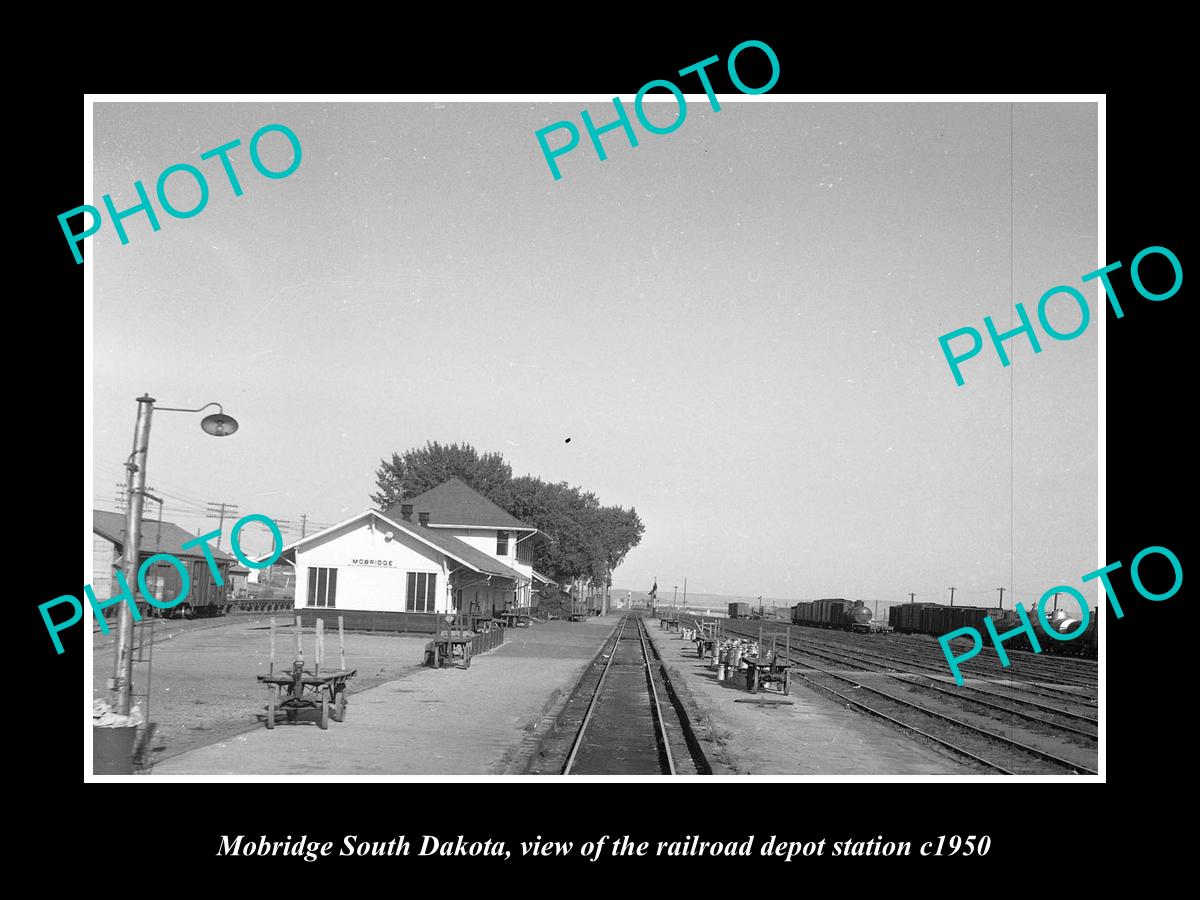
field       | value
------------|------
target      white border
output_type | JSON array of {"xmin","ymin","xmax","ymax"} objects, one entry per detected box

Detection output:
[{"xmin": 83, "ymin": 92, "xmax": 1105, "ymax": 784}]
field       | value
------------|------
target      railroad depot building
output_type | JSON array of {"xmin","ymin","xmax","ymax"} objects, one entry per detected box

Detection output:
[{"xmin": 274, "ymin": 478, "xmax": 556, "ymax": 629}]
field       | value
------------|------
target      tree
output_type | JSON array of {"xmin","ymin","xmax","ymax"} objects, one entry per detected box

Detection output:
[
  {"xmin": 369, "ymin": 443, "xmax": 644, "ymax": 588},
  {"xmin": 504, "ymin": 477, "xmax": 643, "ymax": 587},
  {"xmin": 370, "ymin": 441, "xmax": 512, "ymax": 508}
]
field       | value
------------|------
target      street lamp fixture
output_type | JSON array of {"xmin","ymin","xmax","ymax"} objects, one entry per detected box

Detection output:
[{"xmin": 112, "ymin": 396, "xmax": 239, "ymax": 717}]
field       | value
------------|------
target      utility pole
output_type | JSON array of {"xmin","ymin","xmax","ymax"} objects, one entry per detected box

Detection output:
[
  {"xmin": 143, "ymin": 491, "xmax": 164, "ymax": 552},
  {"xmin": 300, "ymin": 513, "xmax": 308, "ymax": 538},
  {"xmin": 908, "ymin": 592, "xmax": 916, "ymax": 604},
  {"xmin": 949, "ymin": 586, "xmax": 956, "ymax": 607},
  {"xmin": 206, "ymin": 501, "xmax": 240, "ymax": 549},
  {"xmin": 673, "ymin": 585, "xmax": 677, "ymax": 610},
  {"xmin": 683, "ymin": 577, "xmax": 687, "ymax": 608},
  {"xmin": 114, "ymin": 395, "xmax": 155, "ymax": 716},
  {"xmin": 996, "ymin": 587, "xmax": 1006, "ymax": 609}
]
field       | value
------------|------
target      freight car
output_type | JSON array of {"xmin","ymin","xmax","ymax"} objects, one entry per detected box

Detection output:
[
  {"xmin": 728, "ymin": 602, "xmax": 752, "ymax": 619},
  {"xmin": 889, "ymin": 602, "xmax": 938, "ymax": 634},
  {"xmin": 139, "ymin": 555, "xmax": 235, "ymax": 619},
  {"xmin": 792, "ymin": 599, "xmax": 888, "ymax": 632},
  {"xmin": 994, "ymin": 607, "xmax": 1099, "ymax": 658},
  {"xmin": 890, "ymin": 603, "xmax": 1098, "ymax": 659}
]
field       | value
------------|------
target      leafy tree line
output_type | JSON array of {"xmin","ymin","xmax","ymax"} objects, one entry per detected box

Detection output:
[{"xmin": 370, "ymin": 442, "xmax": 644, "ymax": 589}]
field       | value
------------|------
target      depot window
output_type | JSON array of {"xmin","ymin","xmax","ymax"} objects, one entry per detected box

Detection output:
[
  {"xmin": 407, "ymin": 572, "xmax": 438, "ymax": 613},
  {"xmin": 307, "ymin": 567, "xmax": 338, "ymax": 608},
  {"xmin": 496, "ymin": 531, "xmax": 509, "ymax": 556}
]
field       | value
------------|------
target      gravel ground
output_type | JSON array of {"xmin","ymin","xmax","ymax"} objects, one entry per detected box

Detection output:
[{"xmin": 92, "ymin": 615, "xmax": 429, "ymax": 766}]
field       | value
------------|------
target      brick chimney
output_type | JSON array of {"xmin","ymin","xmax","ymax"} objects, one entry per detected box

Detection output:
[
  {"xmin": 400, "ymin": 504, "xmax": 413, "ymax": 521},
  {"xmin": 418, "ymin": 511, "xmax": 430, "ymax": 526}
]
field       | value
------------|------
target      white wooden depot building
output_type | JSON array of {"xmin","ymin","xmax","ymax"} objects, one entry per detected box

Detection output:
[{"xmin": 273, "ymin": 478, "xmax": 557, "ymax": 625}]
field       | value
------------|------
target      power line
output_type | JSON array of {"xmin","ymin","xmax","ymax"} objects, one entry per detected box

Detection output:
[{"xmin": 205, "ymin": 501, "xmax": 239, "ymax": 550}]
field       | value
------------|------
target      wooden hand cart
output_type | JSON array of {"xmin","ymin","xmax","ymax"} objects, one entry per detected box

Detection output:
[
  {"xmin": 499, "ymin": 610, "xmax": 531, "ymax": 628},
  {"xmin": 258, "ymin": 616, "xmax": 356, "ymax": 730},
  {"xmin": 259, "ymin": 660, "xmax": 357, "ymax": 729},
  {"xmin": 741, "ymin": 656, "xmax": 791, "ymax": 694},
  {"xmin": 433, "ymin": 635, "xmax": 472, "ymax": 668},
  {"xmin": 423, "ymin": 614, "xmax": 475, "ymax": 669},
  {"xmin": 740, "ymin": 622, "xmax": 793, "ymax": 694}
]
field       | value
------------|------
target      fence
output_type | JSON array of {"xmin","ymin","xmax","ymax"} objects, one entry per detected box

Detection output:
[
  {"xmin": 469, "ymin": 625, "xmax": 505, "ymax": 656},
  {"xmin": 300, "ymin": 609, "xmax": 451, "ymax": 634}
]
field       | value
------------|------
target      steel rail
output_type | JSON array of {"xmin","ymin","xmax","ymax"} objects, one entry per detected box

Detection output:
[
  {"xmin": 743, "ymin": 620, "xmax": 1098, "ymax": 685},
  {"xmin": 793, "ymin": 671, "xmax": 1017, "ymax": 775},
  {"xmin": 562, "ymin": 617, "xmax": 628, "ymax": 775},
  {"xmin": 722, "ymin": 620, "xmax": 1098, "ymax": 699},
  {"xmin": 763, "ymin": 635, "xmax": 1098, "ymax": 736},
  {"xmin": 795, "ymin": 660, "xmax": 1097, "ymax": 775},
  {"xmin": 636, "ymin": 617, "xmax": 676, "ymax": 775},
  {"xmin": 778, "ymin": 633, "xmax": 1099, "ymax": 722}
]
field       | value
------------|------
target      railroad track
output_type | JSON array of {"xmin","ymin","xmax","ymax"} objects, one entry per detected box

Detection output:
[
  {"xmin": 739, "ymin": 621, "xmax": 1098, "ymax": 693},
  {"xmin": 562, "ymin": 616, "xmax": 686, "ymax": 775},
  {"xmin": 716, "ymin": 621, "xmax": 1096, "ymax": 775},
  {"xmin": 770, "ymin": 634, "xmax": 1098, "ymax": 732},
  {"xmin": 781, "ymin": 639, "xmax": 1096, "ymax": 741}
]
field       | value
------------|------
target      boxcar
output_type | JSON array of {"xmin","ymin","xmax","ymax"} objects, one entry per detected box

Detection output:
[
  {"xmin": 729, "ymin": 602, "xmax": 752, "ymax": 619},
  {"xmin": 791, "ymin": 601, "xmax": 815, "ymax": 625},
  {"xmin": 140, "ymin": 555, "xmax": 234, "ymax": 618},
  {"xmin": 890, "ymin": 602, "xmax": 937, "ymax": 634}
]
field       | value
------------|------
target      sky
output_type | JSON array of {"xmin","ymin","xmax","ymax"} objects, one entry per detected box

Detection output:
[{"xmin": 91, "ymin": 100, "xmax": 1098, "ymax": 609}]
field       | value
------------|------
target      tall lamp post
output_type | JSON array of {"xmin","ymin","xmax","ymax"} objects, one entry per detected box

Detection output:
[{"xmin": 113, "ymin": 395, "xmax": 238, "ymax": 716}]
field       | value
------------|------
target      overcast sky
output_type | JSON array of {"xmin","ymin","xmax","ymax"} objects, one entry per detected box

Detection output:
[{"xmin": 91, "ymin": 100, "xmax": 1097, "ymax": 608}]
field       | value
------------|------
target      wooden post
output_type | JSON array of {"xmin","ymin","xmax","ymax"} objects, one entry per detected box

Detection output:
[
  {"xmin": 295, "ymin": 615, "xmax": 303, "ymax": 664},
  {"xmin": 315, "ymin": 618, "xmax": 325, "ymax": 676},
  {"xmin": 269, "ymin": 617, "xmax": 276, "ymax": 676},
  {"xmin": 339, "ymin": 616, "xmax": 346, "ymax": 672}
]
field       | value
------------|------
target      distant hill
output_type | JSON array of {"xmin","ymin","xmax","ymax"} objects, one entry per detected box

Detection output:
[{"xmin": 611, "ymin": 589, "xmax": 798, "ymax": 617}]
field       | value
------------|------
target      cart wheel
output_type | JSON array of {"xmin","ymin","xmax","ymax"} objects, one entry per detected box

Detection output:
[
  {"xmin": 266, "ymin": 685, "xmax": 277, "ymax": 730},
  {"xmin": 335, "ymin": 689, "xmax": 347, "ymax": 723},
  {"xmin": 320, "ymin": 693, "xmax": 330, "ymax": 730}
]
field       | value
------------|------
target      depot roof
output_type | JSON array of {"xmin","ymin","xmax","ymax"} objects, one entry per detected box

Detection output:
[{"xmin": 383, "ymin": 477, "xmax": 534, "ymax": 530}]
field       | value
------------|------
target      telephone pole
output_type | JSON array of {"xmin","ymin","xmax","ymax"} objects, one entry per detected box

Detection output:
[
  {"xmin": 949, "ymin": 586, "xmax": 956, "ymax": 607},
  {"xmin": 206, "ymin": 501, "xmax": 239, "ymax": 549},
  {"xmin": 996, "ymin": 587, "xmax": 1006, "ymax": 609},
  {"xmin": 300, "ymin": 513, "xmax": 308, "ymax": 538},
  {"xmin": 908, "ymin": 592, "xmax": 916, "ymax": 604}
]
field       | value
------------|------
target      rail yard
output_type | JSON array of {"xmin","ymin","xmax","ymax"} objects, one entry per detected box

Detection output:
[
  {"xmin": 517, "ymin": 604, "xmax": 1098, "ymax": 776},
  {"xmin": 684, "ymin": 613, "xmax": 1097, "ymax": 775},
  {"xmin": 116, "ymin": 603, "xmax": 1098, "ymax": 776}
]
